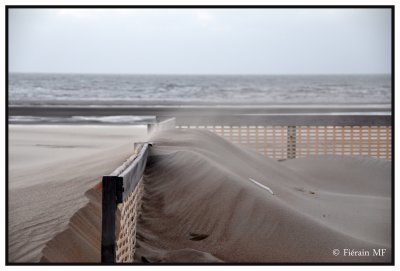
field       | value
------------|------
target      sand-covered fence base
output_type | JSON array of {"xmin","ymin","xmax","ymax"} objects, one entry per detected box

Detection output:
[
  {"xmin": 38, "ymin": 128, "xmax": 391, "ymax": 263},
  {"xmin": 134, "ymin": 129, "xmax": 391, "ymax": 263}
]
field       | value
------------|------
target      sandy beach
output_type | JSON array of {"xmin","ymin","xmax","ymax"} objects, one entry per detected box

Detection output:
[
  {"xmin": 8, "ymin": 125, "xmax": 147, "ymax": 262},
  {"xmin": 8, "ymin": 125, "xmax": 392, "ymax": 263},
  {"xmin": 7, "ymin": 7, "xmax": 393, "ymax": 264}
]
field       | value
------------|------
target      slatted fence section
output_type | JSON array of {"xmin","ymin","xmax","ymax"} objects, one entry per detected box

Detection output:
[{"xmin": 176, "ymin": 125, "xmax": 392, "ymax": 160}]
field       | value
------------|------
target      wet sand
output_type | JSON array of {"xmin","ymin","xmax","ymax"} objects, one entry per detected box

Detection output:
[{"xmin": 9, "ymin": 104, "xmax": 391, "ymax": 126}]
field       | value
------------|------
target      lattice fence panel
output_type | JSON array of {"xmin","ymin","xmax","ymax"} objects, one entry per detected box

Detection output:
[
  {"xmin": 115, "ymin": 178, "xmax": 144, "ymax": 263},
  {"xmin": 177, "ymin": 125, "xmax": 391, "ymax": 160}
]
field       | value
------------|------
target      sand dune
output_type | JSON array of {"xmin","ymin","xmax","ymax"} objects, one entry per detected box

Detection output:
[
  {"xmin": 21, "ymin": 128, "xmax": 391, "ymax": 263},
  {"xmin": 134, "ymin": 129, "xmax": 391, "ymax": 263}
]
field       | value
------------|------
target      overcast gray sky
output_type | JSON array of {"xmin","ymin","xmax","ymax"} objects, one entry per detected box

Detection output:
[{"xmin": 9, "ymin": 8, "xmax": 391, "ymax": 74}]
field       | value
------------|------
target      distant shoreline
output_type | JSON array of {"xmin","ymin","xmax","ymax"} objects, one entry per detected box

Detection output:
[
  {"xmin": 9, "ymin": 103, "xmax": 392, "ymax": 114},
  {"xmin": 8, "ymin": 99, "xmax": 392, "ymax": 108},
  {"xmin": 8, "ymin": 104, "xmax": 391, "ymax": 126}
]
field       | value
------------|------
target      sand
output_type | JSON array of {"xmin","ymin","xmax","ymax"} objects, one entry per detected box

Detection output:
[
  {"xmin": 8, "ymin": 125, "xmax": 147, "ymax": 262},
  {"xmin": 9, "ymin": 126, "xmax": 391, "ymax": 263},
  {"xmin": 134, "ymin": 129, "xmax": 391, "ymax": 263}
]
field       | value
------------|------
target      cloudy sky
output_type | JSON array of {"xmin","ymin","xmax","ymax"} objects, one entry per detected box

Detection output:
[{"xmin": 9, "ymin": 8, "xmax": 391, "ymax": 74}]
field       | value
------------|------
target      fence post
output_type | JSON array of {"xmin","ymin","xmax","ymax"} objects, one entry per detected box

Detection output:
[
  {"xmin": 287, "ymin": 126, "xmax": 297, "ymax": 159},
  {"xmin": 101, "ymin": 176, "xmax": 123, "ymax": 263}
]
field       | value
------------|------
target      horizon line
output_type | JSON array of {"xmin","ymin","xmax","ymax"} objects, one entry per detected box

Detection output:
[{"xmin": 8, "ymin": 72, "xmax": 392, "ymax": 76}]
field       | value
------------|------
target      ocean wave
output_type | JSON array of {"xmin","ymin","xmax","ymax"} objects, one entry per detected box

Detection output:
[
  {"xmin": 8, "ymin": 115, "xmax": 156, "ymax": 125},
  {"xmin": 9, "ymin": 74, "xmax": 391, "ymax": 105}
]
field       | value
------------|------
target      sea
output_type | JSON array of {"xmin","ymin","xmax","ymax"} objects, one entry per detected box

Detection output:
[{"xmin": 8, "ymin": 73, "xmax": 391, "ymax": 124}]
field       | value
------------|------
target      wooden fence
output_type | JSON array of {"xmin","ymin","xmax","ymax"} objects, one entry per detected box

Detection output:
[
  {"xmin": 101, "ymin": 117, "xmax": 176, "ymax": 263},
  {"xmin": 101, "ymin": 143, "xmax": 149, "ymax": 263},
  {"xmin": 175, "ymin": 113, "xmax": 392, "ymax": 160},
  {"xmin": 177, "ymin": 124, "xmax": 392, "ymax": 160},
  {"xmin": 101, "ymin": 109, "xmax": 392, "ymax": 263}
]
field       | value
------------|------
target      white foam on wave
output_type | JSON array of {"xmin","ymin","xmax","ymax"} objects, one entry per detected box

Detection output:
[
  {"xmin": 9, "ymin": 115, "xmax": 156, "ymax": 124},
  {"xmin": 71, "ymin": 115, "xmax": 155, "ymax": 123}
]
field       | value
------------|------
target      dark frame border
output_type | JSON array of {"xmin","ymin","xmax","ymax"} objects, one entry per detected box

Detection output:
[{"xmin": 5, "ymin": 4, "xmax": 395, "ymax": 266}]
